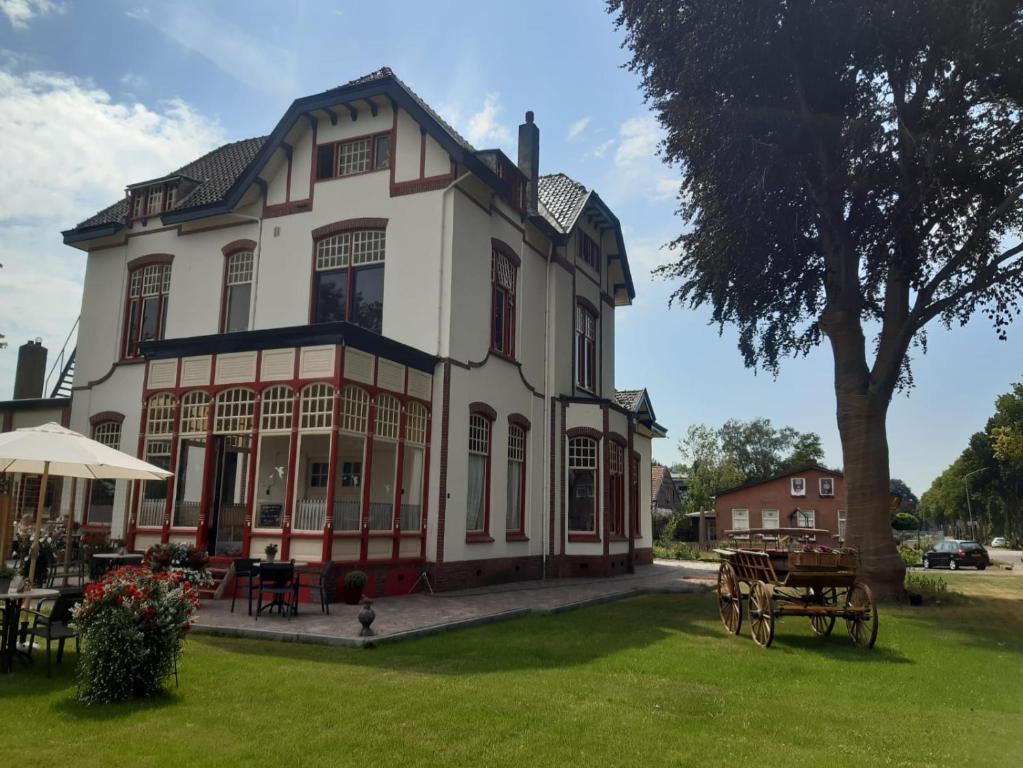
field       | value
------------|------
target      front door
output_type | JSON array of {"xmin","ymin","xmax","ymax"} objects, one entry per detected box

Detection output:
[{"xmin": 208, "ymin": 436, "xmax": 251, "ymax": 557}]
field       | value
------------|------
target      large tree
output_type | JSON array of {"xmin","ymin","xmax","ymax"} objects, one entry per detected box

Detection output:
[{"xmin": 610, "ymin": 0, "xmax": 1023, "ymax": 597}]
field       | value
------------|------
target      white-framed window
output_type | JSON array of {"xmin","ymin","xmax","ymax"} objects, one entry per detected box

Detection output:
[
  {"xmin": 466, "ymin": 414, "xmax": 491, "ymax": 533},
  {"xmin": 819, "ymin": 477, "xmax": 835, "ymax": 497},
  {"xmin": 260, "ymin": 386, "xmax": 294, "ymax": 432},
  {"xmin": 145, "ymin": 394, "xmax": 176, "ymax": 436},
  {"xmin": 339, "ymin": 385, "xmax": 370, "ymax": 434},
  {"xmin": 837, "ymin": 509, "xmax": 847, "ymax": 540},
  {"xmin": 214, "ymin": 388, "xmax": 255, "ymax": 434},
  {"xmin": 146, "ymin": 185, "xmax": 165, "ymax": 216},
  {"xmin": 374, "ymin": 394, "xmax": 400, "ymax": 440},
  {"xmin": 123, "ymin": 262, "xmax": 172, "ymax": 358},
  {"xmin": 223, "ymin": 250, "xmax": 254, "ymax": 333},
  {"xmin": 405, "ymin": 402, "xmax": 428, "ymax": 445},
  {"xmin": 794, "ymin": 509, "xmax": 816, "ymax": 529},
  {"xmin": 568, "ymin": 437, "xmax": 598, "ymax": 533},
  {"xmin": 731, "ymin": 509, "xmax": 750, "ymax": 531},
  {"xmin": 88, "ymin": 421, "xmax": 123, "ymax": 524},
  {"xmin": 338, "ymin": 137, "xmax": 372, "ymax": 176},
  {"xmin": 179, "ymin": 391, "xmax": 211, "ymax": 435},
  {"xmin": 300, "ymin": 383, "xmax": 335, "ymax": 430},
  {"xmin": 761, "ymin": 509, "xmax": 780, "ymax": 529},
  {"xmin": 790, "ymin": 477, "xmax": 806, "ymax": 496},
  {"xmin": 313, "ymin": 229, "xmax": 386, "ymax": 333}
]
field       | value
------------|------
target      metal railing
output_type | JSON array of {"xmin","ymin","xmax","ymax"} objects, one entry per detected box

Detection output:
[
  {"xmin": 294, "ymin": 499, "xmax": 326, "ymax": 531},
  {"xmin": 138, "ymin": 498, "xmax": 166, "ymax": 528}
]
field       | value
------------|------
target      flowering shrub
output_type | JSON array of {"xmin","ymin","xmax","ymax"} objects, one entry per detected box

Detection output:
[
  {"xmin": 144, "ymin": 543, "xmax": 213, "ymax": 588},
  {"xmin": 71, "ymin": 566, "xmax": 200, "ymax": 704}
]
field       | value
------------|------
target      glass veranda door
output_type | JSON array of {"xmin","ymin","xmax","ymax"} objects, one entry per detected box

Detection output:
[{"xmin": 209, "ymin": 435, "xmax": 251, "ymax": 556}]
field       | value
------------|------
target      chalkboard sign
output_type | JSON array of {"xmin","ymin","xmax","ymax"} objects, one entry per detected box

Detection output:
[{"xmin": 257, "ymin": 504, "xmax": 283, "ymax": 528}]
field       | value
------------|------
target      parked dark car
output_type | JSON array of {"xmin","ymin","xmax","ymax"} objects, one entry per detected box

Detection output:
[{"xmin": 923, "ymin": 540, "xmax": 989, "ymax": 570}]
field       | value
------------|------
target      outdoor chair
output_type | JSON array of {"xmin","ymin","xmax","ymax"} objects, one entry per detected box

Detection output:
[
  {"xmin": 301, "ymin": 561, "xmax": 336, "ymax": 615},
  {"xmin": 230, "ymin": 558, "xmax": 261, "ymax": 615},
  {"xmin": 26, "ymin": 590, "xmax": 82, "ymax": 676},
  {"xmin": 255, "ymin": 561, "xmax": 296, "ymax": 620}
]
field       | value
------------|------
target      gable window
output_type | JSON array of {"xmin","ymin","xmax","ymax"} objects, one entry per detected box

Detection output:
[
  {"xmin": 819, "ymin": 477, "xmax": 835, "ymax": 497},
  {"xmin": 568, "ymin": 437, "xmax": 598, "ymax": 533},
  {"xmin": 506, "ymin": 424, "xmax": 526, "ymax": 534},
  {"xmin": 313, "ymin": 229, "xmax": 385, "ymax": 333},
  {"xmin": 466, "ymin": 413, "xmax": 491, "ymax": 535},
  {"xmin": 790, "ymin": 477, "xmax": 806, "ymax": 497},
  {"xmin": 578, "ymin": 232, "xmax": 600, "ymax": 272},
  {"xmin": 222, "ymin": 250, "xmax": 253, "ymax": 333},
  {"xmin": 491, "ymin": 246, "xmax": 517, "ymax": 357},
  {"xmin": 315, "ymin": 133, "xmax": 391, "ymax": 181},
  {"xmin": 575, "ymin": 303, "xmax": 597, "ymax": 391},
  {"xmin": 123, "ymin": 260, "xmax": 171, "ymax": 358},
  {"xmin": 88, "ymin": 421, "xmax": 122, "ymax": 524}
]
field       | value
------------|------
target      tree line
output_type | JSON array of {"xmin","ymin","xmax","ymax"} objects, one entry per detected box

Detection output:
[{"xmin": 920, "ymin": 383, "xmax": 1023, "ymax": 543}]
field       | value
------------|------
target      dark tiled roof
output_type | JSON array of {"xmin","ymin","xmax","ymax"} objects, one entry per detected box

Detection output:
[
  {"xmin": 615, "ymin": 389, "xmax": 644, "ymax": 412},
  {"xmin": 651, "ymin": 463, "xmax": 670, "ymax": 503},
  {"xmin": 76, "ymin": 136, "xmax": 267, "ymax": 228},
  {"xmin": 339, "ymin": 66, "xmax": 475, "ymax": 152},
  {"xmin": 537, "ymin": 172, "xmax": 590, "ymax": 233}
]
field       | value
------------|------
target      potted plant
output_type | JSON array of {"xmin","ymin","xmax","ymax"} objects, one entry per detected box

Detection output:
[
  {"xmin": 0, "ymin": 564, "xmax": 14, "ymax": 594},
  {"xmin": 264, "ymin": 543, "xmax": 278, "ymax": 562},
  {"xmin": 342, "ymin": 570, "xmax": 367, "ymax": 604}
]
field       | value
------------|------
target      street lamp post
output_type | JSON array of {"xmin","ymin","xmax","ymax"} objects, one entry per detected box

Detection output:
[{"xmin": 963, "ymin": 468, "xmax": 987, "ymax": 537}]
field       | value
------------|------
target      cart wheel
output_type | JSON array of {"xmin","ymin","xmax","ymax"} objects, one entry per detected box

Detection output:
[
  {"xmin": 808, "ymin": 587, "xmax": 837, "ymax": 637},
  {"xmin": 844, "ymin": 582, "xmax": 878, "ymax": 649},
  {"xmin": 717, "ymin": 563, "xmax": 743, "ymax": 635},
  {"xmin": 749, "ymin": 580, "xmax": 775, "ymax": 648}
]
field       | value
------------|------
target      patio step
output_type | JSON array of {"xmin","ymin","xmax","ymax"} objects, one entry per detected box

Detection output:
[{"xmin": 198, "ymin": 566, "xmax": 231, "ymax": 601}]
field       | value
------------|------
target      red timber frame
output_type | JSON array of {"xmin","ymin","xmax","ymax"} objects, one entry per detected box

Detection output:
[
  {"xmin": 127, "ymin": 346, "xmax": 433, "ymax": 578},
  {"xmin": 122, "ymin": 254, "xmax": 174, "ymax": 361},
  {"xmin": 489, "ymin": 239, "xmax": 520, "ymax": 361},
  {"xmin": 505, "ymin": 413, "xmax": 530, "ymax": 542}
]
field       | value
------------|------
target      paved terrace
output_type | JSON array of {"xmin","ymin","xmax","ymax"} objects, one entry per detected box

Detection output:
[{"xmin": 192, "ymin": 560, "xmax": 717, "ymax": 647}]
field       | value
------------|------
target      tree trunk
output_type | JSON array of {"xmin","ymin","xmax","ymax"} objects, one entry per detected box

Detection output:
[{"xmin": 835, "ymin": 387, "xmax": 905, "ymax": 600}]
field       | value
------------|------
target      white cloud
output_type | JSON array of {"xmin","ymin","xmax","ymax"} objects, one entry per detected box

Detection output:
[
  {"xmin": 0, "ymin": 66, "xmax": 223, "ymax": 395},
  {"xmin": 609, "ymin": 115, "xmax": 680, "ymax": 203},
  {"xmin": 615, "ymin": 115, "xmax": 662, "ymax": 168},
  {"xmin": 0, "ymin": 0, "xmax": 60, "ymax": 29},
  {"xmin": 566, "ymin": 116, "xmax": 591, "ymax": 141},
  {"xmin": 0, "ymin": 68, "xmax": 223, "ymax": 223},
  {"xmin": 466, "ymin": 92, "xmax": 513, "ymax": 148},
  {"xmin": 119, "ymin": 72, "xmax": 147, "ymax": 92},
  {"xmin": 591, "ymin": 138, "xmax": 615, "ymax": 159}
]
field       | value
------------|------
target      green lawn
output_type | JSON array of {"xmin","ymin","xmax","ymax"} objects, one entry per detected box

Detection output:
[{"xmin": 2, "ymin": 575, "xmax": 1022, "ymax": 768}]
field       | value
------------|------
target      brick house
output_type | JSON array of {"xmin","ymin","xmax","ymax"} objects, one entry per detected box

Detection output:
[{"xmin": 714, "ymin": 465, "xmax": 846, "ymax": 541}]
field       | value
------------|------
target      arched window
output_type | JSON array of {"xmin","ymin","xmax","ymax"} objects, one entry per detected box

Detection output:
[
  {"xmin": 491, "ymin": 245, "xmax": 517, "ymax": 357},
  {"xmin": 405, "ymin": 402, "xmax": 428, "ymax": 445},
  {"xmin": 123, "ymin": 260, "xmax": 171, "ymax": 358},
  {"xmin": 214, "ymin": 388, "xmax": 255, "ymax": 433},
  {"xmin": 609, "ymin": 441, "xmax": 625, "ymax": 537},
  {"xmin": 466, "ymin": 413, "xmax": 492, "ymax": 534},
  {"xmin": 312, "ymin": 229, "xmax": 385, "ymax": 333},
  {"xmin": 180, "ymin": 391, "xmax": 211, "ymax": 435},
  {"xmin": 401, "ymin": 401, "xmax": 428, "ymax": 532},
  {"xmin": 568, "ymin": 437, "xmax": 598, "ymax": 533},
  {"xmin": 300, "ymin": 383, "xmax": 335, "ymax": 430},
  {"xmin": 339, "ymin": 385, "xmax": 369, "ymax": 434},
  {"xmin": 506, "ymin": 424, "xmax": 526, "ymax": 534},
  {"xmin": 222, "ymin": 249, "xmax": 254, "ymax": 333},
  {"xmin": 145, "ymin": 393, "xmax": 176, "ymax": 436},
  {"xmin": 88, "ymin": 421, "xmax": 122, "ymax": 524},
  {"xmin": 374, "ymin": 394, "xmax": 400, "ymax": 441},
  {"xmin": 260, "ymin": 386, "xmax": 294, "ymax": 432}
]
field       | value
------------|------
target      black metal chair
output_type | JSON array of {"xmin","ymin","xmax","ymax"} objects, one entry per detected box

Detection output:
[
  {"xmin": 230, "ymin": 558, "xmax": 261, "ymax": 615},
  {"xmin": 26, "ymin": 590, "xmax": 82, "ymax": 676},
  {"xmin": 255, "ymin": 561, "xmax": 296, "ymax": 620},
  {"xmin": 302, "ymin": 561, "xmax": 336, "ymax": 615}
]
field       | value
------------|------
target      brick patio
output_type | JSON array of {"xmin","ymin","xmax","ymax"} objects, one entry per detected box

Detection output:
[{"xmin": 191, "ymin": 560, "xmax": 717, "ymax": 647}]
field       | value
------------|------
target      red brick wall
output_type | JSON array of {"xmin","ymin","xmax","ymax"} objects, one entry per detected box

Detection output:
[{"xmin": 714, "ymin": 469, "xmax": 846, "ymax": 541}]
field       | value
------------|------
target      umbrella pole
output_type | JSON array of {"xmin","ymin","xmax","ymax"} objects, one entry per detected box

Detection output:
[
  {"xmin": 62, "ymin": 476, "xmax": 77, "ymax": 586},
  {"xmin": 27, "ymin": 460, "xmax": 50, "ymax": 587}
]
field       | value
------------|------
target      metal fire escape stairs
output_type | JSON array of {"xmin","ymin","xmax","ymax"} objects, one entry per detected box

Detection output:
[{"xmin": 45, "ymin": 317, "xmax": 78, "ymax": 399}]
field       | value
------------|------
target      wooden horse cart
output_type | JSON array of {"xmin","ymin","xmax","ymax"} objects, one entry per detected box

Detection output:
[{"xmin": 715, "ymin": 528, "xmax": 878, "ymax": 649}]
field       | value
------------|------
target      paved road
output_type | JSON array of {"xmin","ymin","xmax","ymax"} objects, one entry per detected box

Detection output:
[{"xmin": 909, "ymin": 547, "xmax": 1021, "ymax": 575}]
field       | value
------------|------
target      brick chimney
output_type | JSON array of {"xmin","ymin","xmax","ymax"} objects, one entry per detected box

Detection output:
[
  {"xmin": 517, "ymin": 111, "xmax": 539, "ymax": 216},
  {"xmin": 14, "ymin": 338, "xmax": 47, "ymax": 399}
]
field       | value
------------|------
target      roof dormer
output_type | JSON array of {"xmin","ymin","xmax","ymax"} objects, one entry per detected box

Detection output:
[{"xmin": 126, "ymin": 174, "xmax": 200, "ymax": 221}]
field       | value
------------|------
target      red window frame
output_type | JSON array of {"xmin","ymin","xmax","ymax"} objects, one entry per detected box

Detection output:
[
  {"xmin": 315, "ymin": 131, "xmax": 391, "ymax": 181},
  {"xmin": 575, "ymin": 302, "xmax": 597, "ymax": 392},
  {"xmin": 490, "ymin": 241, "xmax": 520, "ymax": 358},
  {"xmin": 506, "ymin": 423, "xmax": 527, "ymax": 536},
  {"xmin": 310, "ymin": 228, "xmax": 386, "ymax": 331},
  {"xmin": 567, "ymin": 436, "xmax": 599, "ymax": 535},
  {"xmin": 466, "ymin": 403, "xmax": 496, "ymax": 542},
  {"xmin": 630, "ymin": 452, "xmax": 641, "ymax": 538},
  {"xmin": 220, "ymin": 241, "xmax": 256, "ymax": 334},
  {"xmin": 609, "ymin": 441, "xmax": 626, "ymax": 537},
  {"xmin": 122, "ymin": 256, "xmax": 173, "ymax": 360},
  {"xmin": 578, "ymin": 231, "xmax": 600, "ymax": 272}
]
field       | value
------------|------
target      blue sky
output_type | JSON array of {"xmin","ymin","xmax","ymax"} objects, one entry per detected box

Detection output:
[{"xmin": 0, "ymin": 0, "xmax": 1019, "ymax": 495}]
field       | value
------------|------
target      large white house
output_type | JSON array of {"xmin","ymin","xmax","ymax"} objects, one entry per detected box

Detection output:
[{"xmin": 59, "ymin": 68, "xmax": 665, "ymax": 595}]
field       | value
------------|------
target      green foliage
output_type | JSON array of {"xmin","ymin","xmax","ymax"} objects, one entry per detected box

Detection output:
[
  {"xmin": 890, "ymin": 478, "xmax": 919, "ymax": 517},
  {"xmin": 892, "ymin": 512, "xmax": 920, "ymax": 531},
  {"xmin": 71, "ymin": 567, "xmax": 199, "ymax": 704},
  {"xmin": 904, "ymin": 572, "xmax": 952, "ymax": 601},
  {"xmin": 344, "ymin": 570, "xmax": 368, "ymax": 589},
  {"xmin": 653, "ymin": 541, "xmax": 704, "ymax": 561},
  {"xmin": 898, "ymin": 546, "xmax": 922, "ymax": 567}
]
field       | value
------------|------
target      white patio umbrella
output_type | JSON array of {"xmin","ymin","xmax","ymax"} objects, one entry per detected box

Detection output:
[{"xmin": 0, "ymin": 422, "xmax": 173, "ymax": 585}]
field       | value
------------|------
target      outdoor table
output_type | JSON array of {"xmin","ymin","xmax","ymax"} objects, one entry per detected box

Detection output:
[
  {"xmin": 1, "ymin": 588, "xmax": 59, "ymax": 673},
  {"xmin": 252, "ymin": 561, "xmax": 308, "ymax": 618}
]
